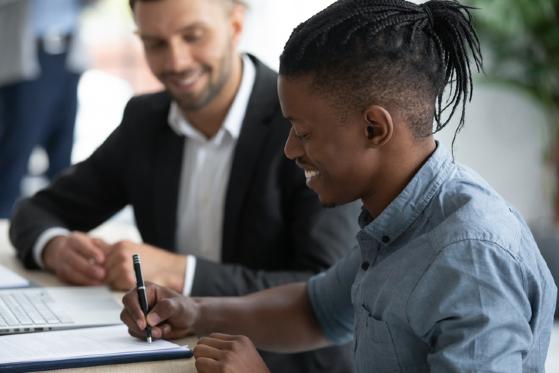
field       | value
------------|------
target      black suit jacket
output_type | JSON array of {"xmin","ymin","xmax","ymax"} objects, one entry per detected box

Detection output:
[{"xmin": 10, "ymin": 55, "xmax": 358, "ymax": 372}]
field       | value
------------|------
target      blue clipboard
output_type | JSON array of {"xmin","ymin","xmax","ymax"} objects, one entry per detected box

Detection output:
[{"xmin": 0, "ymin": 346, "xmax": 193, "ymax": 372}]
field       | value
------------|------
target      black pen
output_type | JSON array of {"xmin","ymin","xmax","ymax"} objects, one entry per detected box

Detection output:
[{"xmin": 132, "ymin": 254, "xmax": 152, "ymax": 343}]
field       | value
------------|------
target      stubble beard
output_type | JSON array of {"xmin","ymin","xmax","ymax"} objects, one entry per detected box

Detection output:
[{"xmin": 171, "ymin": 50, "xmax": 233, "ymax": 113}]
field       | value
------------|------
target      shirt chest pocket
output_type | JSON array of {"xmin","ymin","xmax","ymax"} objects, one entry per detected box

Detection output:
[{"xmin": 354, "ymin": 306, "xmax": 401, "ymax": 373}]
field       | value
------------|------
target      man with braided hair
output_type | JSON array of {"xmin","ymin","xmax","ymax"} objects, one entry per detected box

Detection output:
[{"xmin": 121, "ymin": 1, "xmax": 557, "ymax": 372}]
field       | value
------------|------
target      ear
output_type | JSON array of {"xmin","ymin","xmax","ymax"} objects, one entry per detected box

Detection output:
[
  {"xmin": 362, "ymin": 105, "xmax": 394, "ymax": 147},
  {"xmin": 229, "ymin": 3, "xmax": 245, "ymax": 46}
]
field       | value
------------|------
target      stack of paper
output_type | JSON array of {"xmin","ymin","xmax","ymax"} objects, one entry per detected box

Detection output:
[
  {"xmin": 0, "ymin": 324, "xmax": 192, "ymax": 372},
  {"xmin": 0, "ymin": 264, "xmax": 29, "ymax": 289}
]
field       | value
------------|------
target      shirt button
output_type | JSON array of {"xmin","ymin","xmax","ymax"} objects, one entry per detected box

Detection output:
[
  {"xmin": 361, "ymin": 261, "xmax": 370, "ymax": 271},
  {"xmin": 382, "ymin": 235, "xmax": 390, "ymax": 243}
]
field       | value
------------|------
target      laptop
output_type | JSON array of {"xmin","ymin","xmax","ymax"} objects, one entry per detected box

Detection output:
[{"xmin": 0, "ymin": 287, "xmax": 122, "ymax": 335}]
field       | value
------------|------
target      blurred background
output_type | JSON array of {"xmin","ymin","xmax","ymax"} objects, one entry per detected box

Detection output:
[
  {"xmin": 22, "ymin": 0, "xmax": 559, "ymax": 291},
  {"xmin": 11, "ymin": 0, "xmax": 556, "ymax": 226},
  {"xmin": 0, "ymin": 0, "xmax": 557, "ymax": 365}
]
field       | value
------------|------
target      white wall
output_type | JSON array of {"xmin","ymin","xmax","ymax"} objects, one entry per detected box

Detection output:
[
  {"xmin": 239, "ymin": 0, "xmax": 336, "ymax": 70},
  {"xmin": 435, "ymin": 87, "xmax": 551, "ymax": 222}
]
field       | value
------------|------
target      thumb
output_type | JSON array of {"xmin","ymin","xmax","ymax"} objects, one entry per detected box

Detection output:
[
  {"xmin": 92, "ymin": 237, "xmax": 111, "ymax": 255},
  {"xmin": 146, "ymin": 296, "xmax": 180, "ymax": 327}
]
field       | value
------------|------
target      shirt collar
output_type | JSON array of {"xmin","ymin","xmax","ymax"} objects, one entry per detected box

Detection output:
[
  {"xmin": 167, "ymin": 54, "xmax": 256, "ymax": 142},
  {"xmin": 359, "ymin": 142, "xmax": 455, "ymax": 245}
]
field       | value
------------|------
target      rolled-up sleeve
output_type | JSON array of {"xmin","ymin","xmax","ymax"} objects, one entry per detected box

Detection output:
[{"xmin": 307, "ymin": 245, "xmax": 360, "ymax": 345}]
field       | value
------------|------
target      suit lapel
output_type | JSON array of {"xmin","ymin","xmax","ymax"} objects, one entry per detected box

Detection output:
[
  {"xmin": 221, "ymin": 56, "xmax": 280, "ymax": 262},
  {"xmin": 153, "ymin": 97, "xmax": 183, "ymax": 250}
]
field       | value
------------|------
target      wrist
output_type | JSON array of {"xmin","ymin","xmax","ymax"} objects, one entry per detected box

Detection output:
[
  {"xmin": 191, "ymin": 297, "xmax": 230, "ymax": 337},
  {"xmin": 161, "ymin": 253, "xmax": 187, "ymax": 292},
  {"xmin": 42, "ymin": 236, "xmax": 66, "ymax": 272},
  {"xmin": 190, "ymin": 297, "xmax": 207, "ymax": 335}
]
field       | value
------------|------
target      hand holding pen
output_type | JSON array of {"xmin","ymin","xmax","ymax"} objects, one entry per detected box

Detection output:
[
  {"xmin": 132, "ymin": 254, "xmax": 152, "ymax": 343},
  {"xmin": 121, "ymin": 282, "xmax": 198, "ymax": 341}
]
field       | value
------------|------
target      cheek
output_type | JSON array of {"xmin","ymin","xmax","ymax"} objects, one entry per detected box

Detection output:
[
  {"xmin": 145, "ymin": 53, "xmax": 165, "ymax": 75},
  {"xmin": 325, "ymin": 150, "xmax": 369, "ymax": 186}
]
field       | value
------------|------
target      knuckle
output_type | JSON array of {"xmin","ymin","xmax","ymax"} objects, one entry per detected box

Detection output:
[
  {"xmin": 113, "ymin": 241, "xmax": 125, "ymax": 250},
  {"xmin": 115, "ymin": 250, "xmax": 128, "ymax": 261},
  {"xmin": 221, "ymin": 354, "xmax": 234, "ymax": 369},
  {"xmin": 230, "ymin": 341, "xmax": 241, "ymax": 353},
  {"xmin": 121, "ymin": 292, "xmax": 132, "ymax": 306},
  {"xmin": 159, "ymin": 298, "xmax": 174, "ymax": 312},
  {"xmin": 238, "ymin": 335, "xmax": 252, "ymax": 346}
]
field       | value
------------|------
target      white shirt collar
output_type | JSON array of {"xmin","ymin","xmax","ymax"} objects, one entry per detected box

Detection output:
[{"xmin": 168, "ymin": 54, "xmax": 256, "ymax": 143}]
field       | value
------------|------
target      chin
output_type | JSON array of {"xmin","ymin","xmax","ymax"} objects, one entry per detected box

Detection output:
[
  {"xmin": 321, "ymin": 203, "xmax": 338, "ymax": 209},
  {"xmin": 317, "ymin": 194, "xmax": 339, "ymax": 209}
]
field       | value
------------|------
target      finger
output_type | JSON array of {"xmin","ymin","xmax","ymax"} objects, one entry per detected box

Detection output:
[
  {"xmin": 104, "ymin": 248, "xmax": 136, "ymax": 290},
  {"xmin": 127, "ymin": 327, "xmax": 149, "ymax": 341},
  {"xmin": 106, "ymin": 274, "xmax": 136, "ymax": 291},
  {"xmin": 207, "ymin": 333, "xmax": 241, "ymax": 342},
  {"xmin": 197, "ymin": 336, "xmax": 235, "ymax": 350},
  {"xmin": 105, "ymin": 265, "xmax": 135, "ymax": 291},
  {"xmin": 60, "ymin": 249, "xmax": 105, "ymax": 283},
  {"xmin": 194, "ymin": 357, "xmax": 221, "ymax": 373},
  {"xmin": 120, "ymin": 308, "xmax": 145, "ymax": 335},
  {"xmin": 146, "ymin": 297, "xmax": 179, "ymax": 326},
  {"xmin": 92, "ymin": 237, "xmax": 111, "ymax": 256},
  {"xmin": 193, "ymin": 343, "xmax": 223, "ymax": 360},
  {"xmin": 156, "ymin": 322, "xmax": 188, "ymax": 340},
  {"xmin": 121, "ymin": 289, "xmax": 147, "ymax": 330},
  {"xmin": 104, "ymin": 243, "xmax": 130, "ymax": 272},
  {"xmin": 58, "ymin": 261, "xmax": 103, "ymax": 286},
  {"xmin": 68, "ymin": 233, "xmax": 106, "ymax": 264}
]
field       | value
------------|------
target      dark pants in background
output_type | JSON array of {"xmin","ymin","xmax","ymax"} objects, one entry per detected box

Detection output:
[{"xmin": 0, "ymin": 45, "xmax": 80, "ymax": 218}]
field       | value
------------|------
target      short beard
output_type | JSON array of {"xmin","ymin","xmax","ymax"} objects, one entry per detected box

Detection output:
[{"xmin": 172, "ymin": 46, "xmax": 233, "ymax": 112}]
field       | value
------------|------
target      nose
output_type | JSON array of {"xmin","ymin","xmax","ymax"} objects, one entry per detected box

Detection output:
[
  {"xmin": 284, "ymin": 127, "xmax": 304, "ymax": 161},
  {"xmin": 165, "ymin": 39, "xmax": 193, "ymax": 72}
]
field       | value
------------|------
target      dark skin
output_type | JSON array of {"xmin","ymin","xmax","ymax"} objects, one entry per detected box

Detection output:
[
  {"xmin": 193, "ymin": 334, "xmax": 270, "ymax": 373},
  {"xmin": 121, "ymin": 75, "xmax": 436, "ymax": 372}
]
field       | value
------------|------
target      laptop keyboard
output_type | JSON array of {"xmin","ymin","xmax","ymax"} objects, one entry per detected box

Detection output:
[{"xmin": 0, "ymin": 291, "xmax": 73, "ymax": 327}]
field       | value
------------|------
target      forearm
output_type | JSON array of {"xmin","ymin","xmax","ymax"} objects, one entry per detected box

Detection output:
[
  {"xmin": 192, "ymin": 282, "xmax": 330, "ymax": 353},
  {"xmin": 192, "ymin": 258, "xmax": 316, "ymax": 296}
]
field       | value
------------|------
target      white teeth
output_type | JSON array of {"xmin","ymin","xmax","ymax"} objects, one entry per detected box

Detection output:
[
  {"xmin": 304, "ymin": 170, "xmax": 319, "ymax": 179},
  {"xmin": 178, "ymin": 71, "xmax": 202, "ymax": 85}
]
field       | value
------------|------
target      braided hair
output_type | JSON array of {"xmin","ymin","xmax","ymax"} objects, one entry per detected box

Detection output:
[{"xmin": 279, "ymin": 0, "xmax": 483, "ymax": 144}]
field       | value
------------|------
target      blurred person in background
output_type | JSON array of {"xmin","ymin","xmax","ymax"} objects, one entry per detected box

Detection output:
[
  {"xmin": 9, "ymin": 0, "xmax": 358, "ymax": 371},
  {"xmin": 0, "ymin": 0, "xmax": 96, "ymax": 218}
]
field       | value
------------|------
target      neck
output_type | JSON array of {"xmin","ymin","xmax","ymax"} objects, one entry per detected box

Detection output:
[
  {"xmin": 180, "ymin": 54, "xmax": 243, "ymax": 139},
  {"xmin": 362, "ymin": 137, "xmax": 437, "ymax": 217}
]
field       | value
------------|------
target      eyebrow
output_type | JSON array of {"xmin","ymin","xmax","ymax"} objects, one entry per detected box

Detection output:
[{"xmin": 137, "ymin": 24, "xmax": 205, "ymax": 40}]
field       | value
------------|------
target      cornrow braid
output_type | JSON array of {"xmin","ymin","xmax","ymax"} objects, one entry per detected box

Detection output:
[{"xmin": 279, "ymin": 0, "xmax": 483, "ymax": 148}]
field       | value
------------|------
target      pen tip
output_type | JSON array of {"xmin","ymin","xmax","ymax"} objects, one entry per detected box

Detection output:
[{"xmin": 147, "ymin": 337, "xmax": 152, "ymax": 344}]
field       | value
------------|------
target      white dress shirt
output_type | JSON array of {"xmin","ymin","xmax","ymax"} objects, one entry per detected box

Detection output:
[
  {"xmin": 32, "ymin": 55, "xmax": 256, "ymax": 296},
  {"xmin": 172, "ymin": 55, "xmax": 256, "ymax": 294}
]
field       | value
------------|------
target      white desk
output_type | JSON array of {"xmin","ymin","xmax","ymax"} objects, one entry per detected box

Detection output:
[{"xmin": 0, "ymin": 220, "xmax": 197, "ymax": 373}]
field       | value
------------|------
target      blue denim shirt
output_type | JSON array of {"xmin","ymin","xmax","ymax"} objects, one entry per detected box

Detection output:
[{"xmin": 308, "ymin": 144, "xmax": 557, "ymax": 372}]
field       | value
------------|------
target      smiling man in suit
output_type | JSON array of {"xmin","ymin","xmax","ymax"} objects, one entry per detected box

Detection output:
[{"xmin": 9, "ymin": 0, "xmax": 357, "ymax": 371}]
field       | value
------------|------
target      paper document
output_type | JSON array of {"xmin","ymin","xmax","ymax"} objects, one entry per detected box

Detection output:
[
  {"xmin": 0, "ymin": 264, "xmax": 29, "ymax": 288},
  {"xmin": 0, "ymin": 324, "xmax": 191, "ymax": 366}
]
